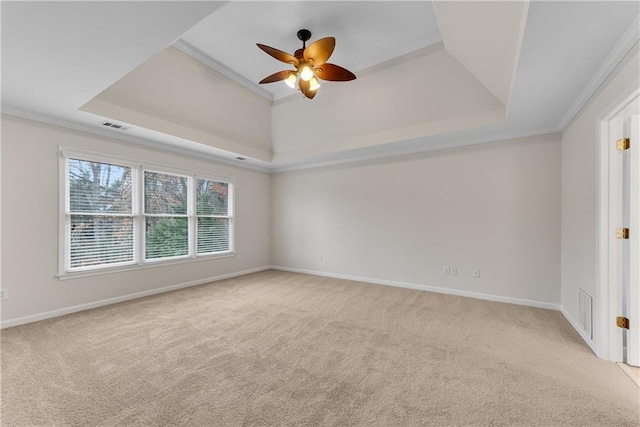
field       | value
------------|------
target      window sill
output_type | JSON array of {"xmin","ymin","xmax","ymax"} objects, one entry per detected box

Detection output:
[{"xmin": 57, "ymin": 252, "xmax": 235, "ymax": 281}]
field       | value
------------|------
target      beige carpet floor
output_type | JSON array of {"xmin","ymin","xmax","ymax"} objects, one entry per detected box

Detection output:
[{"xmin": 1, "ymin": 270, "xmax": 639, "ymax": 426}]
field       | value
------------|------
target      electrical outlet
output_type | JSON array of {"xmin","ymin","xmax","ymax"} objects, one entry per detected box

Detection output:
[
  {"xmin": 0, "ymin": 289, "xmax": 8, "ymax": 301},
  {"xmin": 443, "ymin": 266, "xmax": 450, "ymax": 276},
  {"xmin": 318, "ymin": 254, "xmax": 324, "ymax": 262},
  {"xmin": 451, "ymin": 267, "xmax": 457, "ymax": 276},
  {"xmin": 473, "ymin": 270, "xmax": 480, "ymax": 278}
]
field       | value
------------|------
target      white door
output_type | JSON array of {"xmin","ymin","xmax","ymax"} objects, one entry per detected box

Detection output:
[
  {"xmin": 628, "ymin": 114, "xmax": 639, "ymax": 366},
  {"xmin": 610, "ymin": 114, "xmax": 639, "ymax": 366}
]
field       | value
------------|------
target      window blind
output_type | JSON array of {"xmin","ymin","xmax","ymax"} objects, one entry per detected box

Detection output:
[
  {"xmin": 67, "ymin": 159, "xmax": 134, "ymax": 269},
  {"xmin": 63, "ymin": 153, "xmax": 234, "ymax": 274},
  {"xmin": 144, "ymin": 171, "xmax": 189, "ymax": 260},
  {"xmin": 196, "ymin": 179, "xmax": 230, "ymax": 254}
]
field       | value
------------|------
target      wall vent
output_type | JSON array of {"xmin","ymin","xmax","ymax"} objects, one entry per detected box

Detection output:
[
  {"xmin": 578, "ymin": 289, "xmax": 593, "ymax": 339},
  {"xmin": 101, "ymin": 121, "xmax": 129, "ymax": 131}
]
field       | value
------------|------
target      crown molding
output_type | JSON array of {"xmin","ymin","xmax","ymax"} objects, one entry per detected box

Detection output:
[
  {"xmin": 1, "ymin": 106, "xmax": 272, "ymax": 173},
  {"xmin": 172, "ymin": 39, "xmax": 274, "ymax": 102},
  {"xmin": 271, "ymin": 126, "xmax": 560, "ymax": 174},
  {"xmin": 2, "ymin": 106, "xmax": 562, "ymax": 176},
  {"xmin": 559, "ymin": 15, "xmax": 639, "ymax": 131}
]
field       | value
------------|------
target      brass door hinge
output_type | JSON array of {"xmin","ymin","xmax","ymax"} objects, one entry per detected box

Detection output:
[
  {"xmin": 617, "ymin": 316, "xmax": 630, "ymax": 329},
  {"xmin": 616, "ymin": 228, "xmax": 629, "ymax": 239},
  {"xmin": 617, "ymin": 138, "xmax": 630, "ymax": 150}
]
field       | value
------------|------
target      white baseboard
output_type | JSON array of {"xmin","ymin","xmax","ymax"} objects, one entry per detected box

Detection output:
[
  {"xmin": 560, "ymin": 305, "xmax": 597, "ymax": 354},
  {"xmin": 271, "ymin": 265, "xmax": 561, "ymax": 310},
  {"xmin": 2, "ymin": 265, "xmax": 566, "ymax": 330},
  {"xmin": 0, "ymin": 266, "xmax": 271, "ymax": 329}
]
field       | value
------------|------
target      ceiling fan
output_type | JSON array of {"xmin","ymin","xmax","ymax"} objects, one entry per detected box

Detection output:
[{"xmin": 257, "ymin": 29, "xmax": 356, "ymax": 99}]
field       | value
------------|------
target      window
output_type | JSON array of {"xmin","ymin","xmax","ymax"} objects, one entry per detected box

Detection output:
[
  {"xmin": 67, "ymin": 159, "xmax": 135, "ymax": 269},
  {"xmin": 62, "ymin": 152, "xmax": 234, "ymax": 275},
  {"xmin": 144, "ymin": 171, "xmax": 189, "ymax": 260},
  {"xmin": 196, "ymin": 179, "xmax": 231, "ymax": 254}
]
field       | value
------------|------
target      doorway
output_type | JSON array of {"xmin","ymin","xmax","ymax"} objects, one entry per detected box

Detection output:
[{"xmin": 598, "ymin": 88, "xmax": 639, "ymax": 366}]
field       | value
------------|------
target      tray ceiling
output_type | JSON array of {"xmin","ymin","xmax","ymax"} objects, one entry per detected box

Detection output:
[
  {"xmin": 180, "ymin": 1, "xmax": 442, "ymax": 100},
  {"xmin": 2, "ymin": 1, "xmax": 639, "ymax": 171}
]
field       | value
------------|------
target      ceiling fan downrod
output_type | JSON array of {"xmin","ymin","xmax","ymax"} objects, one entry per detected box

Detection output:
[{"xmin": 297, "ymin": 29, "xmax": 312, "ymax": 49}]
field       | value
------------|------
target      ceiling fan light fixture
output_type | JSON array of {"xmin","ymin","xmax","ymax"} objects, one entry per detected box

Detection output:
[
  {"xmin": 256, "ymin": 29, "xmax": 356, "ymax": 100},
  {"xmin": 309, "ymin": 76, "xmax": 320, "ymax": 91},
  {"xmin": 299, "ymin": 65, "xmax": 314, "ymax": 81},
  {"xmin": 285, "ymin": 72, "xmax": 297, "ymax": 88}
]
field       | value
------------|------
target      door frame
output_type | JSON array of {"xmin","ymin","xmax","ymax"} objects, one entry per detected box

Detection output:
[{"xmin": 597, "ymin": 86, "xmax": 639, "ymax": 361}]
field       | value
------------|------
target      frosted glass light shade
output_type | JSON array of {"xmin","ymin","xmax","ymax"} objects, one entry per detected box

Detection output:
[
  {"xmin": 300, "ymin": 66, "xmax": 314, "ymax": 81},
  {"xmin": 285, "ymin": 73, "xmax": 297, "ymax": 88},
  {"xmin": 309, "ymin": 77, "xmax": 320, "ymax": 91}
]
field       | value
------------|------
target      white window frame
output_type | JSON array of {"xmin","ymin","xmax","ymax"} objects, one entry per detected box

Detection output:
[
  {"xmin": 142, "ymin": 169, "xmax": 192, "ymax": 263},
  {"xmin": 58, "ymin": 148, "xmax": 235, "ymax": 279},
  {"xmin": 193, "ymin": 176, "xmax": 234, "ymax": 257}
]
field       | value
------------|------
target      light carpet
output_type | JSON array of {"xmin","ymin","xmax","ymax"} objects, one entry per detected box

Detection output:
[{"xmin": 1, "ymin": 270, "xmax": 639, "ymax": 426}]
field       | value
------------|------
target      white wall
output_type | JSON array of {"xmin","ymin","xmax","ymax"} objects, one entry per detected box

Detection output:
[
  {"xmin": 272, "ymin": 133, "xmax": 561, "ymax": 305},
  {"xmin": 0, "ymin": 115, "xmax": 272, "ymax": 324},
  {"xmin": 561, "ymin": 44, "xmax": 639, "ymax": 343}
]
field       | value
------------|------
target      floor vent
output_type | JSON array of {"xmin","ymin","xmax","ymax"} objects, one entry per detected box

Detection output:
[{"xmin": 579, "ymin": 289, "xmax": 593, "ymax": 339}]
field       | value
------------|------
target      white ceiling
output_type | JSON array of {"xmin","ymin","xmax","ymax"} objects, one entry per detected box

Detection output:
[
  {"xmin": 2, "ymin": 1, "xmax": 639, "ymax": 172},
  {"xmin": 434, "ymin": 0, "xmax": 528, "ymax": 108},
  {"xmin": 180, "ymin": 1, "xmax": 441, "ymax": 100},
  {"xmin": 1, "ymin": 1, "xmax": 223, "ymax": 117}
]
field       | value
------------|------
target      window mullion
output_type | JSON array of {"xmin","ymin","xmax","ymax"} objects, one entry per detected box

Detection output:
[
  {"xmin": 142, "ymin": 213, "xmax": 189, "ymax": 218},
  {"xmin": 65, "ymin": 214, "xmax": 71, "ymax": 272},
  {"xmin": 69, "ymin": 211, "xmax": 136, "ymax": 218},
  {"xmin": 189, "ymin": 176, "xmax": 197, "ymax": 258},
  {"xmin": 135, "ymin": 167, "xmax": 145, "ymax": 265},
  {"xmin": 62, "ymin": 157, "xmax": 71, "ymax": 274},
  {"xmin": 229, "ymin": 182, "xmax": 235, "ymax": 253}
]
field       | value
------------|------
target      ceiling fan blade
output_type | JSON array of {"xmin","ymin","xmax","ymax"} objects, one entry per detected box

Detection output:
[
  {"xmin": 314, "ymin": 63, "xmax": 356, "ymax": 81},
  {"xmin": 303, "ymin": 37, "xmax": 335, "ymax": 65},
  {"xmin": 259, "ymin": 70, "xmax": 294, "ymax": 84},
  {"xmin": 256, "ymin": 44, "xmax": 298, "ymax": 65},
  {"xmin": 298, "ymin": 79, "xmax": 317, "ymax": 99}
]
